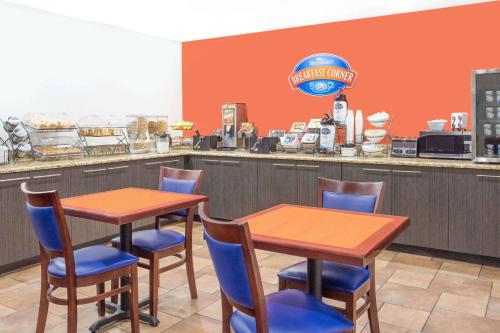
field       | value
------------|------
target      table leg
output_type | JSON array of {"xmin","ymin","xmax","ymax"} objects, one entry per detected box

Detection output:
[
  {"xmin": 367, "ymin": 261, "xmax": 380, "ymax": 333},
  {"xmin": 306, "ymin": 258, "xmax": 322, "ymax": 299},
  {"xmin": 119, "ymin": 224, "xmax": 132, "ymax": 311}
]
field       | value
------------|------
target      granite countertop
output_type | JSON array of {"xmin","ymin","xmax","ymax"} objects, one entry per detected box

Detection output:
[{"xmin": 1, "ymin": 149, "xmax": 500, "ymax": 174}]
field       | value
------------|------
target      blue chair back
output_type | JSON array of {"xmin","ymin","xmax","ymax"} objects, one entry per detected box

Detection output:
[
  {"xmin": 318, "ymin": 177, "xmax": 384, "ymax": 214},
  {"xmin": 158, "ymin": 167, "xmax": 203, "ymax": 217},
  {"xmin": 26, "ymin": 203, "xmax": 64, "ymax": 252},
  {"xmin": 161, "ymin": 177, "xmax": 197, "ymax": 194},
  {"xmin": 198, "ymin": 202, "xmax": 267, "ymax": 319},
  {"xmin": 323, "ymin": 192, "xmax": 377, "ymax": 213},
  {"xmin": 205, "ymin": 231, "xmax": 254, "ymax": 308},
  {"xmin": 21, "ymin": 182, "xmax": 72, "ymax": 256}
]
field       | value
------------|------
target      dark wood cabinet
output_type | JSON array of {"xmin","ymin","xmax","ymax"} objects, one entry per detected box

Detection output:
[
  {"xmin": 0, "ymin": 172, "xmax": 40, "ymax": 266},
  {"xmin": 258, "ymin": 160, "xmax": 298, "ymax": 210},
  {"xmin": 296, "ymin": 161, "xmax": 342, "ymax": 206},
  {"xmin": 449, "ymin": 169, "xmax": 500, "ymax": 257},
  {"xmin": 0, "ymin": 169, "xmax": 72, "ymax": 267},
  {"xmin": 134, "ymin": 157, "xmax": 185, "ymax": 189},
  {"xmin": 341, "ymin": 164, "xmax": 393, "ymax": 214},
  {"xmin": 189, "ymin": 156, "xmax": 257, "ymax": 220},
  {"xmin": 391, "ymin": 167, "xmax": 448, "ymax": 250},
  {"xmin": 70, "ymin": 162, "xmax": 134, "ymax": 245}
]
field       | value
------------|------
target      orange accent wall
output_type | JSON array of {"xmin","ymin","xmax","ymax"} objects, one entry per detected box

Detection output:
[{"xmin": 183, "ymin": 2, "xmax": 500, "ymax": 137}]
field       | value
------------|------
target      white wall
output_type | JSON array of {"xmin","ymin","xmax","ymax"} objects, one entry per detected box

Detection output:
[{"xmin": 0, "ymin": 2, "xmax": 182, "ymax": 128}]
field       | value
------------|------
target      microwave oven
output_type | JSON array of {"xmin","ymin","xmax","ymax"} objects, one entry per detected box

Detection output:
[{"xmin": 417, "ymin": 131, "xmax": 472, "ymax": 160}]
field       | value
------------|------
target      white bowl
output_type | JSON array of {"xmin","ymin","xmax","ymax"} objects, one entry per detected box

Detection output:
[
  {"xmin": 427, "ymin": 119, "xmax": 447, "ymax": 131},
  {"xmin": 362, "ymin": 143, "xmax": 384, "ymax": 154},
  {"xmin": 367, "ymin": 112, "xmax": 390, "ymax": 128},
  {"xmin": 364, "ymin": 129, "xmax": 386, "ymax": 143}
]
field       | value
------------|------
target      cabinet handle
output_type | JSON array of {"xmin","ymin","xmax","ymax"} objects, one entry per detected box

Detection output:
[
  {"xmin": 221, "ymin": 160, "xmax": 240, "ymax": 165},
  {"xmin": 83, "ymin": 168, "xmax": 107, "ymax": 174},
  {"xmin": 297, "ymin": 164, "xmax": 319, "ymax": 169},
  {"xmin": 32, "ymin": 173, "xmax": 62, "ymax": 179},
  {"xmin": 0, "ymin": 176, "xmax": 30, "ymax": 183},
  {"xmin": 392, "ymin": 170, "xmax": 422, "ymax": 175},
  {"xmin": 362, "ymin": 168, "xmax": 391, "ymax": 173},
  {"xmin": 476, "ymin": 174, "xmax": 500, "ymax": 179},
  {"xmin": 202, "ymin": 159, "xmax": 220, "ymax": 164},
  {"xmin": 272, "ymin": 163, "xmax": 296, "ymax": 168},
  {"xmin": 144, "ymin": 160, "xmax": 177, "ymax": 166},
  {"xmin": 107, "ymin": 165, "xmax": 129, "ymax": 171}
]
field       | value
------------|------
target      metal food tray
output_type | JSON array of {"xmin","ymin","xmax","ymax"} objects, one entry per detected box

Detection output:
[
  {"xmin": 23, "ymin": 123, "xmax": 78, "ymax": 132},
  {"xmin": 32, "ymin": 146, "xmax": 86, "ymax": 158}
]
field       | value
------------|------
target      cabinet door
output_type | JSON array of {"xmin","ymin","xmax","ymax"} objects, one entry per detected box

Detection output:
[
  {"xmin": 449, "ymin": 169, "xmax": 500, "ymax": 257},
  {"xmin": 297, "ymin": 161, "xmax": 342, "ymax": 207},
  {"xmin": 391, "ymin": 167, "xmax": 449, "ymax": 249},
  {"xmin": 70, "ymin": 165, "xmax": 119, "ymax": 245},
  {"xmin": 341, "ymin": 164, "xmax": 392, "ymax": 214},
  {"xmin": 134, "ymin": 158, "xmax": 184, "ymax": 190},
  {"xmin": 240, "ymin": 158, "xmax": 259, "ymax": 217},
  {"xmin": 191, "ymin": 157, "xmax": 212, "ymax": 197},
  {"xmin": 258, "ymin": 160, "xmax": 297, "ymax": 210},
  {"xmin": 210, "ymin": 158, "xmax": 243, "ymax": 220},
  {"xmin": 0, "ymin": 172, "xmax": 37, "ymax": 266}
]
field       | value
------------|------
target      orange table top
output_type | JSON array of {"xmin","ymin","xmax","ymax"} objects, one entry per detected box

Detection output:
[
  {"xmin": 61, "ymin": 187, "xmax": 208, "ymax": 225},
  {"xmin": 243, "ymin": 204, "xmax": 410, "ymax": 266}
]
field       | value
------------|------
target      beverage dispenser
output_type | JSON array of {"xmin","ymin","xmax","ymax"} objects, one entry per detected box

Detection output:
[{"xmin": 222, "ymin": 103, "xmax": 247, "ymax": 149}]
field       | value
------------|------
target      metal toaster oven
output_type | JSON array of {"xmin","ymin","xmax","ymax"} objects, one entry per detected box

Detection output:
[{"xmin": 391, "ymin": 137, "xmax": 418, "ymax": 158}]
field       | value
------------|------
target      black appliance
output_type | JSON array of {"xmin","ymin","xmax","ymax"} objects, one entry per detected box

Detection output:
[
  {"xmin": 417, "ymin": 131, "xmax": 472, "ymax": 160},
  {"xmin": 249, "ymin": 137, "xmax": 279, "ymax": 154},
  {"xmin": 193, "ymin": 135, "xmax": 219, "ymax": 150}
]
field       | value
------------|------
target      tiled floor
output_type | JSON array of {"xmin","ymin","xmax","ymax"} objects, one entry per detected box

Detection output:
[{"xmin": 1, "ymin": 223, "xmax": 500, "ymax": 333}]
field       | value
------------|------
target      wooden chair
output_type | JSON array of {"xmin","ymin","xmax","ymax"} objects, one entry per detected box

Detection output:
[
  {"xmin": 277, "ymin": 177, "xmax": 385, "ymax": 333},
  {"xmin": 21, "ymin": 182, "xmax": 139, "ymax": 333},
  {"xmin": 198, "ymin": 202, "xmax": 353, "ymax": 333},
  {"xmin": 111, "ymin": 166, "xmax": 203, "ymax": 321}
]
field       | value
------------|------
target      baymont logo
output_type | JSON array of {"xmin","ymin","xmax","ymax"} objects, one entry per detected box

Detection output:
[{"xmin": 288, "ymin": 53, "xmax": 357, "ymax": 97}]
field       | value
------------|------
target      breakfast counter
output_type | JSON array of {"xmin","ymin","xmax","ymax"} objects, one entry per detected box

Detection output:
[{"xmin": 2, "ymin": 149, "xmax": 500, "ymax": 174}]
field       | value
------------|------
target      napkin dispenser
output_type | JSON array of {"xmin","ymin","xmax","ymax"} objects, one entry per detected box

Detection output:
[
  {"xmin": 193, "ymin": 135, "xmax": 219, "ymax": 150},
  {"xmin": 249, "ymin": 137, "xmax": 279, "ymax": 154}
]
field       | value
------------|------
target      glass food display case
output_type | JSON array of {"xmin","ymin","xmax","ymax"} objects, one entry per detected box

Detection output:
[
  {"xmin": 126, "ymin": 115, "xmax": 167, "ymax": 153},
  {"xmin": 77, "ymin": 115, "xmax": 129, "ymax": 156},
  {"xmin": 22, "ymin": 113, "xmax": 86, "ymax": 160},
  {"xmin": 472, "ymin": 69, "xmax": 500, "ymax": 163}
]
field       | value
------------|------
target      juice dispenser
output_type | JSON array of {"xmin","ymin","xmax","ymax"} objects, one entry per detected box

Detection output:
[{"xmin": 222, "ymin": 103, "xmax": 247, "ymax": 149}]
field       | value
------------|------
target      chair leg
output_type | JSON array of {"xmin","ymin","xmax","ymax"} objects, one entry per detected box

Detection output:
[
  {"xmin": 154, "ymin": 216, "xmax": 161, "ymax": 229},
  {"xmin": 36, "ymin": 261, "xmax": 50, "ymax": 333},
  {"xmin": 278, "ymin": 277, "xmax": 286, "ymax": 291},
  {"xmin": 221, "ymin": 291, "xmax": 232, "ymax": 333},
  {"xmin": 345, "ymin": 295, "xmax": 357, "ymax": 333},
  {"xmin": 96, "ymin": 283, "xmax": 105, "ymax": 316},
  {"xmin": 149, "ymin": 254, "xmax": 160, "ymax": 319},
  {"xmin": 67, "ymin": 286, "xmax": 78, "ymax": 333},
  {"xmin": 110, "ymin": 278, "xmax": 119, "ymax": 304},
  {"xmin": 367, "ymin": 262, "xmax": 380, "ymax": 333},
  {"xmin": 129, "ymin": 264, "xmax": 140, "ymax": 333},
  {"xmin": 185, "ymin": 244, "xmax": 198, "ymax": 299}
]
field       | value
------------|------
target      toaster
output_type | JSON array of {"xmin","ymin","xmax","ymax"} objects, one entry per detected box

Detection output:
[{"xmin": 391, "ymin": 137, "xmax": 418, "ymax": 158}]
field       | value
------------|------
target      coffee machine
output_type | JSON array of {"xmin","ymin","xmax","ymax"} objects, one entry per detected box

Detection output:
[{"xmin": 222, "ymin": 103, "xmax": 247, "ymax": 149}]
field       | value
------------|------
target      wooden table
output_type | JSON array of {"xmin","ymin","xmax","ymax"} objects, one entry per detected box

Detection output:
[
  {"xmin": 241, "ymin": 204, "xmax": 410, "ymax": 332},
  {"xmin": 61, "ymin": 187, "xmax": 208, "ymax": 331}
]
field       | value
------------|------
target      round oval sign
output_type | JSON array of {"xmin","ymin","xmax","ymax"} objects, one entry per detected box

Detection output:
[{"xmin": 288, "ymin": 53, "xmax": 357, "ymax": 97}]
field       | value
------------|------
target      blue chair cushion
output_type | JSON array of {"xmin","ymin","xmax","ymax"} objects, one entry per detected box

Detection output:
[
  {"xmin": 161, "ymin": 177, "xmax": 197, "ymax": 217},
  {"xmin": 48, "ymin": 245, "xmax": 138, "ymax": 278},
  {"xmin": 231, "ymin": 289, "xmax": 353, "ymax": 333},
  {"xmin": 323, "ymin": 191, "xmax": 377, "ymax": 213},
  {"xmin": 278, "ymin": 260, "xmax": 370, "ymax": 293},
  {"xmin": 111, "ymin": 229, "xmax": 185, "ymax": 252}
]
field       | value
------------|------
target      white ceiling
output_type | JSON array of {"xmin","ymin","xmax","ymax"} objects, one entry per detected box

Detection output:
[{"xmin": 2, "ymin": 0, "xmax": 490, "ymax": 41}]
